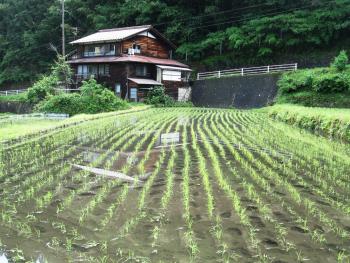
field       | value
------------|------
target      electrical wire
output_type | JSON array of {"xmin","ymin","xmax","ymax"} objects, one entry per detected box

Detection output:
[
  {"xmin": 153, "ymin": 2, "xmax": 277, "ymax": 27},
  {"xmin": 174, "ymin": 0, "xmax": 335, "ymax": 31}
]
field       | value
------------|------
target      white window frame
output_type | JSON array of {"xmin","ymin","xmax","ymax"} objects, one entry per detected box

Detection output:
[
  {"xmin": 132, "ymin": 43, "xmax": 141, "ymax": 54},
  {"xmin": 130, "ymin": 88, "xmax": 138, "ymax": 100},
  {"xmin": 115, "ymin": 83, "xmax": 121, "ymax": 95}
]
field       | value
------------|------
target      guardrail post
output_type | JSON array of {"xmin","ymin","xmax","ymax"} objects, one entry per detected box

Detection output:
[
  {"xmin": 5, "ymin": 91, "xmax": 8, "ymax": 96},
  {"xmin": 16, "ymin": 90, "xmax": 19, "ymax": 95},
  {"xmin": 294, "ymin": 63, "xmax": 298, "ymax": 70},
  {"xmin": 197, "ymin": 73, "xmax": 200, "ymax": 80},
  {"xmin": 267, "ymin": 65, "xmax": 270, "ymax": 73},
  {"xmin": 218, "ymin": 71, "xmax": 221, "ymax": 78},
  {"xmin": 241, "ymin": 68, "xmax": 244, "ymax": 76}
]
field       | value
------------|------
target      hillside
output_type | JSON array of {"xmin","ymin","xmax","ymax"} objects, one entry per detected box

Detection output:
[{"xmin": 0, "ymin": 0, "xmax": 350, "ymax": 88}]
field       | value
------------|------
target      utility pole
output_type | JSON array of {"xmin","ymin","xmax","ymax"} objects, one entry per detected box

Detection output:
[{"xmin": 61, "ymin": 0, "xmax": 65, "ymax": 58}]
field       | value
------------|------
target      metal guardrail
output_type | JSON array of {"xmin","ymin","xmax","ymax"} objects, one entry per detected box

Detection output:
[
  {"xmin": 0, "ymin": 113, "xmax": 69, "ymax": 122},
  {"xmin": 0, "ymin": 88, "xmax": 80, "ymax": 96},
  {"xmin": 197, "ymin": 63, "xmax": 298, "ymax": 80},
  {"xmin": 0, "ymin": 89, "xmax": 27, "ymax": 96}
]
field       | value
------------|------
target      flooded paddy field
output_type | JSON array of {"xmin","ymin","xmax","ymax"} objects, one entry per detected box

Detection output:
[{"xmin": 0, "ymin": 108, "xmax": 350, "ymax": 262}]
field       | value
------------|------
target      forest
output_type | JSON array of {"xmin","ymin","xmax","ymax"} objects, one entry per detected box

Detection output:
[{"xmin": 0, "ymin": 0, "xmax": 349, "ymax": 87}]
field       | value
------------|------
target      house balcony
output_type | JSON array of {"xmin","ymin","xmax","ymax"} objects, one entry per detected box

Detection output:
[
  {"xmin": 70, "ymin": 51, "xmax": 117, "ymax": 60},
  {"xmin": 75, "ymin": 73, "xmax": 110, "ymax": 81},
  {"xmin": 83, "ymin": 50, "xmax": 116, "ymax": 57}
]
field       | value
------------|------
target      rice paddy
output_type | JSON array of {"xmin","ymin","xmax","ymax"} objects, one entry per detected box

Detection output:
[{"xmin": 0, "ymin": 108, "xmax": 350, "ymax": 262}]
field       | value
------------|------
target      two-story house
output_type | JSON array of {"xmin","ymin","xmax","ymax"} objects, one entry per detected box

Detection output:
[{"xmin": 68, "ymin": 25, "xmax": 192, "ymax": 101}]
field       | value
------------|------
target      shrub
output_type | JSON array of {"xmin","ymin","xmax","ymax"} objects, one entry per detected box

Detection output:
[
  {"xmin": 145, "ymin": 86, "xmax": 175, "ymax": 107},
  {"xmin": 27, "ymin": 75, "xmax": 57, "ymax": 104},
  {"xmin": 36, "ymin": 79, "xmax": 129, "ymax": 115},
  {"xmin": 35, "ymin": 93, "xmax": 83, "ymax": 116},
  {"xmin": 51, "ymin": 55, "xmax": 73, "ymax": 88},
  {"xmin": 312, "ymin": 72, "xmax": 350, "ymax": 93},
  {"xmin": 145, "ymin": 86, "xmax": 193, "ymax": 107},
  {"xmin": 277, "ymin": 70, "xmax": 314, "ymax": 94},
  {"xmin": 331, "ymin": 50, "xmax": 348, "ymax": 72},
  {"xmin": 80, "ymin": 79, "xmax": 128, "ymax": 113}
]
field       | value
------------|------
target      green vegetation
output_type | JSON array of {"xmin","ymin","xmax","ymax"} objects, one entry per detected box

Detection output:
[
  {"xmin": 0, "ymin": 93, "xmax": 27, "ymax": 102},
  {"xmin": 27, "ymin": 75, "xmax": 57, "ymax": 104},
  {"xmin": 0, "ymin": 56, "xmax": 129, "ymax": 115},
  {"xmin": 332, "ymin": 50, "xmax": 349, "ymax": 72},
  {"xmin": 267, "ymin": 104, "xmax": 350, "ymax": 142},
  {"xmin": 36, "ymin": 79, "xmax": 129, "ymax": 115},
  {"xmin": 145, "ymin": 86, "xmax": 193, "ymax": 107},
  {"xmin": 0, "ymin": 119, "xmax": 59, "ymax": 141},
  {"xmin": 1, "ymin": 108, "xmax": 349, "ymax": 262},
  {"xmin": 1, "ymin": 0, "xmax": 350, "ymax": 86},
  {"xmin": 276, "ymin": 90, "xmax": 350, "ymax": 108},
  {"xmin": 276, "ymin": 51, "xmax": 350, "ymax": 107},
  {"xmin": 0, "ymin": 106, "xmax": 148, "ymax": 142}
]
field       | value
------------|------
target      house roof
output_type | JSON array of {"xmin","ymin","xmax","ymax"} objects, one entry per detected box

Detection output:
[
  {"xmin": 69, "ymin": 25, "xmax": 176, "ymax": 48},
  {"xmin": 128, "ymin": 78, "xmax": 163, "ymax": 86},
  {"xmin": 68, "ymin": 55, "xmax": 189, "ymax": 68}
]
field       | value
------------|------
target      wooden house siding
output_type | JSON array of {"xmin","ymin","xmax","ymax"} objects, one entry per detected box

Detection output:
[{"xmin": 121, "ymin": 35, "xmax": 170, "ymax": 59}]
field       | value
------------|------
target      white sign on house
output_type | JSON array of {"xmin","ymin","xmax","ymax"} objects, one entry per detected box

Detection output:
[{"xmin": 162, "ymin": 70, "xmax": 182, "ymax": 81}]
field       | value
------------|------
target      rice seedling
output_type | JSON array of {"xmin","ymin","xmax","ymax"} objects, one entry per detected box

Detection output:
[
  {"xmin": 0, "ymin": 108, "xmax": 349, "ymax": 262},
  {"xmin": 111, "ymin": 115, "xmax": 182, "ymax": 240},
  {"xmin": 81, "ymin": 114, "xmax": 179, "ymax": 226}
]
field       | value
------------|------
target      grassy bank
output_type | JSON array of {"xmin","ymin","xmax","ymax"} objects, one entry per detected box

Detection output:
[
  {"xmin": 275, "ymin": 51, "xmax": 350, "ymax": 108},
  {"xmin": 0, "ymin": 93, "xmax": 27, "ymax": 102},
  {"xmin": 0, "ymin": 105, "xmax": 150, "ymax": 142},
  {"xmin": 266, "ymin": 104, "xmax": 350, "ymax": 142},
  {"xmin": 276, "ymin": 91, "xmax": 350, "ymax": 108}
]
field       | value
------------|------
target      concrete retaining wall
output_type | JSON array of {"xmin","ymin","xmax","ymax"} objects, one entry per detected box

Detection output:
[
  {"xmin": 0, "ymin": 101, "xmax": 33, "ymax": 114},
  {"xmin": 191, "ymin": 73, "xmax": 280, "ymax": 108}
]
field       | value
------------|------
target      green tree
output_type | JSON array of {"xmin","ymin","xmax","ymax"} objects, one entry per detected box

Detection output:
[{"xmin": 331, "ymin": 50, "xmax": 349, "ymax": 71}]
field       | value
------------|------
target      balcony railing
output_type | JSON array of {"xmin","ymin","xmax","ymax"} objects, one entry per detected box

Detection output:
[
  {"xmin": 70, "ymin": 51, "xmax": 116, "ymax": 60},
  {"xmin": 83, "ymin": 50, "xmax": 116, "ymax": 57},
  {"xmin": 128, "ymin": 48, "xmax": 141, "ymax": 55},
  {"xmin": 75, "ymin": 73, "xmax": 110, "ymax": 81}
]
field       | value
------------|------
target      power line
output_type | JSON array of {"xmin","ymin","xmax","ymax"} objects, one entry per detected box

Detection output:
[
  {"xmin": 183, "ymin": 1, "xmax": 335, "ymax": 31},
  {"xmin": 153, "ymin": 2, "xmax": 277, "ymax": 27},
  {"xmin": 180, "ymin": 6, "xmax": 284, "ymax": 29}
]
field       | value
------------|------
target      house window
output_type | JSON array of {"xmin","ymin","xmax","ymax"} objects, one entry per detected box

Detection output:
[
  {"xmin": 88, "ymin": 65, "xmax": 98, "ymax": 75},
  {"xmin": 130, "ymin": 88, "xmax": 137, "ymax": 101},
  {"xmin": 136, "ymin": 65, "xmax": 147, "ymax": 77},
  {"xmin": 84, "ymin": 44, "xmax": 116, "ymax": 57},
  {"xmin": 105, "ymin": 44, "xmax": 115, "ymax": 55},
  {"xmin": 132, "ymin": 43, "xmax": 141, "ymax": 54},
  {"xmin": 84, "ymin": 46, "xmax": 95, "ymax": 57},
  {"xmin": 78, "ymin": 65, "xmax": 88, "ymax": 75},
  {"xmin": 115, "ymin": 83, "xmax": 121, "ymax": 95},
  {"xmin": 98, "ymin": 64, "xmax": 110, "ymax": 76},
  {"xmin": 77, "ymin": 64, "xmax": 109, "ymax": 76}
]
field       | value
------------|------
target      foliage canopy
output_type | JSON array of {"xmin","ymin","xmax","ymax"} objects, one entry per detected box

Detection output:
[{"xmin": 0, "ymin": 0, "xmax": 349, "ymax": 86}]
